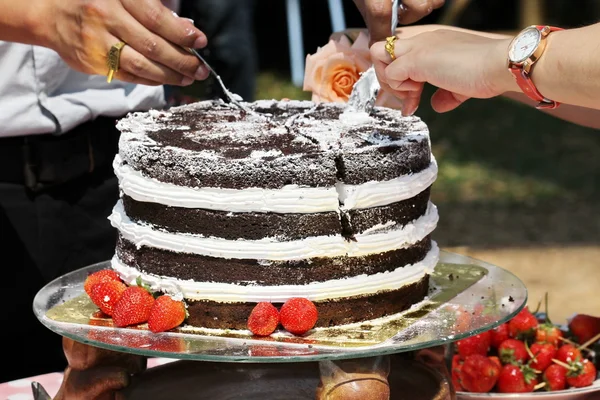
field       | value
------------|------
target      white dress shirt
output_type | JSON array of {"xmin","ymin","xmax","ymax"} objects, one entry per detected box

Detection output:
[{"xmin": 0, "ymin": 42, "xmax": 166, "ymax": 137}]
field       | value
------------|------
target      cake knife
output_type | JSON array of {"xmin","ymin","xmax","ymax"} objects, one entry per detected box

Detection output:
[{"xmin": 347, "ymin": 0, "xmax": 400, "ymax": 113}]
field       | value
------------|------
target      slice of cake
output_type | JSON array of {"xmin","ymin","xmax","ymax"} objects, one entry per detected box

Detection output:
[{"xmin": 109, "ymin": 99, "xmax": 439, "ymax": 331}]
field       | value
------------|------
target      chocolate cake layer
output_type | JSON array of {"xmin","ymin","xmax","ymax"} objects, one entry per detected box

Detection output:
[
  {"xmin": 117, "ymin": 100, "xmax": 431, "ymax": 190},
  {"xmin": 184, "ymin": 275, "xmax": 430, "ymax": 329},
  {"xmin": 121, "ymin": 195, "xmax": 343, "ymax": 241},
  {"xmin": 345, "ymin": 187, "xmax": 431, "ymax": 235},
  {"xmin": 121, "ymin": 187, "xmax": 430, "ymax": 240},
  {"xmin": 116, "ymin": 235, "xmax": 432, "ymax": 285}
]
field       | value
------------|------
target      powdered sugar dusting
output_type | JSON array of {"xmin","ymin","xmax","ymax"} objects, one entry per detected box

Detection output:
[{"xmin": 116, "ymin": 100, "xmax": 431, "ymax": 190}]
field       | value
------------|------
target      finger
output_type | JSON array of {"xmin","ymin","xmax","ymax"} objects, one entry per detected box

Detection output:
[
  {"xmin": 115, "ymin": 41, "xmax": 198, "ymax": 86},
  {"xmin": 430, "ymin": 88, "xmax": 470, "ymax": 112},
  {"xmin": 398, "ymin": 0, "xmax": 445, "ymax": 25},
  {"xmin": 122, "ymin": 0, "xmax": 207, "ymax": 49},
  {"xmin": 401, "ymin": 83, "xmax": 425, "ymax": 116},
  {"xmin": 361, "ymin": 0, "xmax": 394, "ymax": 44},
  {"xmin": 109, "ymin": 11, "xmax": 208, "ymax": 81},
  {"xmin": 388, "ymin": 78, "xmax": 421, "ymax": 91}
]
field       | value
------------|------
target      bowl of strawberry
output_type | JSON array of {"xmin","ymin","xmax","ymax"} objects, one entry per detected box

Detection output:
[{"xmin": 454, "ymin": 300, "xmax": 600, "ymax": 399}]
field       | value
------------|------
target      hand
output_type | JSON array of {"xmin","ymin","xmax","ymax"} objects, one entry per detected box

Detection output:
[
  {"xmin": 34, "ymin": 0, "xmax": 209, "ymax": 86},
  {"xmin": 353, "ymin": 0, "xmax": 445, "ymax": 44},
  {"xmin": 54, "ymin": 337, "xmax": 147, "ymax": 399},
  {"xmin": 370, "ymin": 28, "xmax": 518, "ymax": 115}
]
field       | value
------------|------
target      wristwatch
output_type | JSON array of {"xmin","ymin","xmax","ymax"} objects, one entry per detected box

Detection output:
[{"xmin": 507, "ymin": 25, "xmax": 563, "ymax": 109}]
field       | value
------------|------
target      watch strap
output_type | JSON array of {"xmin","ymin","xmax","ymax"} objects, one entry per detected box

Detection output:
[{"xmin": 509, "ymin": 25, "xmax": 563, "ymax": 109}]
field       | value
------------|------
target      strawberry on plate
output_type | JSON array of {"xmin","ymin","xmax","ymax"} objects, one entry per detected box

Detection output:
[
  {"xmin": 84, "ymin": 269, "xmax": 121, "ymax": 297},
  {"xmin": 508, "ymin": 307, "xmax": 538, "ymax": 341},
  {"xmin": 460, "ymin": 354, "xmax": 501, "ymax": 393},
  {"xmin": 279, "ymin": 298, "xmax": 318, "ymax": 336},
  {"xmin": 89, "ymin": 280, "xmax": 127, "ymax": 316},
  {"xmin": 568, "ymin": 314, "xmax": 600, "ymax": 345},
  {"xmin": 556, "ymin": 343, "xmax": 583, "ymax": 364},
  {"xmin": 112, "ymin": 286, "xmax": 155, "ymax": 328},
  {"xmin": 148, "ymin": 295, "xmax": 187, "ymax": 333},
  {"xmin": 456, "ymin": 331, "xmax": 492, "ymax": 360},
  {"xmin": 490, "ymin": 323, "xmax": 510, "ymax": 349},
  {"xmin": 247, "ymin": 302, "xmax": 280, "ymax": 336},
  {"xmin": 452, "ymin": 355, "xmax": 464, "ymax": 391},
  {"xmin": 496, "ymin": 364, "xmax": 538, "ymax": 393},
  {"xmin": 498, "ymin": 338, "xmax": 529, "ymax": 364},
  {"xmin": 535, "ymin": 293, "xmax": 563, "ymax": 347},
  {"xmin": 529, "ymin": 342, "xmax": 556, "ymax": 372},
  {"xmin": 566, "ymin": 359, "xmax": 597, "ymax": 388},
  {"xmin": 543, "ymin": 363, "xmax": 568, "ymax": 391}
]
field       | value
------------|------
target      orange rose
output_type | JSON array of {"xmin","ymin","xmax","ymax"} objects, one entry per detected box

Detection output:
[
  {"xmin": 304, "ymin": 32, "xmax": 403, "ymax": 110},
  {"xmin": 303, "ymin": 32, "xmax": 372, "ymax": 103}
]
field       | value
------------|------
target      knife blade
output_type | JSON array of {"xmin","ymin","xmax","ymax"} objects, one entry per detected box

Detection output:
[{"xmin": 347, "ymin": 0, "xmax": 400, "ymax": 114}]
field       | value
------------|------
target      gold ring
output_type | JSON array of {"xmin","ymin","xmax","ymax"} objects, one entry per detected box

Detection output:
[
  {"xmin": 385, "ymin": 36, "xmax": 397, "ymax": 61},
  {"xmin": 106, "ymin": 41, "xmax": 126, "ymax": 83}
]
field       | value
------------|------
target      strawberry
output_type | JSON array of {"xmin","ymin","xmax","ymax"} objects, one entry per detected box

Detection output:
[
  {"xmin": 89, "ymin": 280, "xmax": 127, "ymax": 316},
  {"xmin": 498, "ymin": 339, "xmax": 529, "ymax": 364},
  {"xmin": 490, "ymin": 323, "xmax": 510, "ymax": 349},
  {"xmin": 148, "ymin": 295, "xmax": 187, "ymax": 333},
  {"xmin": 556, "ymin": 343, "xmax": 583, "ymax": 364},
  {"xmin": 536, "ymin": 324, "xmax": 563, "ymax": 347},
  {"xmin": 451, "ymin": 355, "xmax": 464, "ymax": 391},
  {"xmin": 247, "ymin": 302, "xmax": 280, "ymax": 336},
  {"xmin": 535, "ymin": 293, "xmax": 563, "ymax": 347},
  {"xmin": 529, "ymin": 342, "xmax": 556, "ymax": 372},
  {"xmin": 279, "ymin": 298, "xmax": 318, "ymax": 335},
  {"xmin": 84, "ymin": 269, "xmax": 121, "ymax": 297},
  {"xmin": 496, "ymin": 364, "xmax": 538, "ymax": 393},
  {"xmin": 543, "ymin": 364, "xmax": 567, "ymax": 391},
  {"xmin": 460, "ymin": 354, "xmax": 500, "ymax": 393},
  {"xmin": 568, "ymin": 314, "xmax": 600, "ymax": 345},
  {"xmin": 112, "ymin": 286, "xmax": 155, "ymax": 327},
  {"xmin": 488, "ymin": 356, "xmax": 502, "ymax": 369},
  {"xmin": 456, "ymin": 331, "xmax": 492, "ymax": 360},
  {"xmin": 508, "ymin": 307, "xmax": 538, "ymax": 340},
  {"xmin": 566, "ymin": 359, "xmax": 597, "ymax": 388}
]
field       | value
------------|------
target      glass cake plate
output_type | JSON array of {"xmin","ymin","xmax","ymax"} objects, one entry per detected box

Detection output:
[{"xmin": 33, "ymin": 250, "xmax": 527, "ymax": 363}]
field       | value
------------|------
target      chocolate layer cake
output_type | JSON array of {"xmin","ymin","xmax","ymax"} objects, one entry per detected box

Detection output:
[{"xmin": 110, "ymin": 100, "xmax": 439, "ymax": 330}]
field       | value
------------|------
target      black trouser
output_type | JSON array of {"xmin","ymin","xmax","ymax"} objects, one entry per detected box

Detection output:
[{"xmin": 0, "ymin": 117, "xmax": 121, "ymax": 382}]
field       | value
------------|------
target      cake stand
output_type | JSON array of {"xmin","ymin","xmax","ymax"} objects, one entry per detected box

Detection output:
[{"xmin": 34, "ymin": 250, "xmax": 528, "ymax": 399}]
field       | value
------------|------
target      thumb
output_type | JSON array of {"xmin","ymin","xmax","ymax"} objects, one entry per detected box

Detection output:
[{"xmin": 430, "ymin": 89, "xmax": 470, "ymax": 113}]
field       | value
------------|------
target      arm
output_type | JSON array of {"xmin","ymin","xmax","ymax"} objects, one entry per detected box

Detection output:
[
  {"xmin": 332, "ymin": 26, "xmax": 600, "ymax": 129},
  {"xmin": 369, "ymin": 23, "xmax": 600, "ymax": 123},
  {"xmin": 0, "ymin": 1, "xmax": 44, "ymax": 45},
  {"xmin": 0, "ymin": 0, "xmax": 208, "ymax": 86}
]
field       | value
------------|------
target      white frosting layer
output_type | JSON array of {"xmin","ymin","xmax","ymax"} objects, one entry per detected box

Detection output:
[
  {"xmin": 111, "ymin": 242, "xmax": 439, "ymax": 302},
  {"xmin": 109, "ymin": 201, "xmax": 438, "ymax": 260},
  {"xmin": 113, "ymin": 155, "xmax": 437, "ymax": 213},
  {"xmin": 114, "ymin": 156, "xmax": 339, "ymax": 213},
  {"xmin": 338, "ymin": 157, "xmax": 438, "ymax": 210}
]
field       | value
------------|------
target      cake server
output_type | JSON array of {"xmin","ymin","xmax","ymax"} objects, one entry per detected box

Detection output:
[
  {"xmin": 176, "ymin": 14, "xmax": 251, "ymax": 113},
  {"xmin": 185, "ymin": 47, "xmax": 249, "ymax": 111},
  {"xmin": 347, "ymin": 0, "xmax": 400, "ymax": 113}
]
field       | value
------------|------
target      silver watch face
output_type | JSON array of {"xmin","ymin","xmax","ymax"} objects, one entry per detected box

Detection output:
[{"xmin": 509, "ymin": 27, "xmax": 541, "ymax": 63}]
